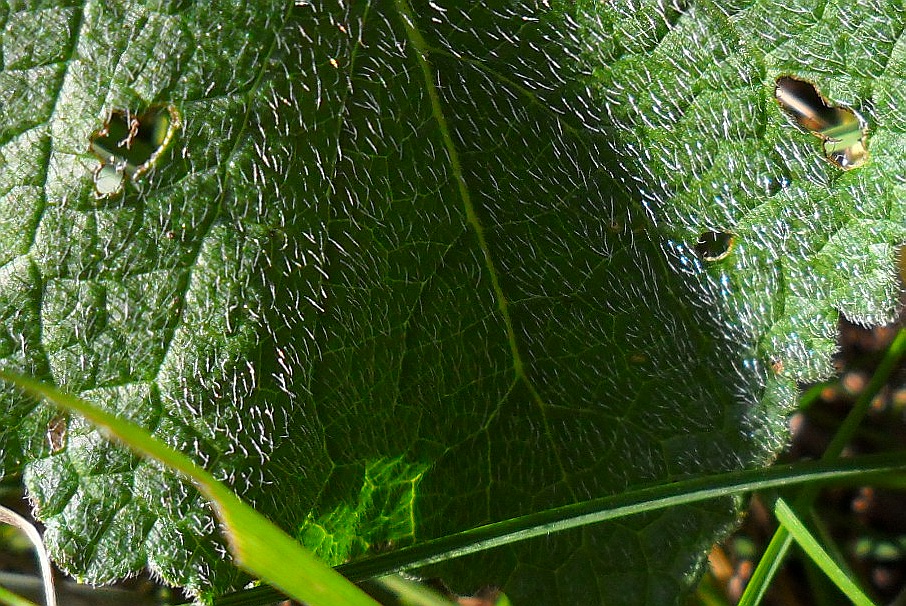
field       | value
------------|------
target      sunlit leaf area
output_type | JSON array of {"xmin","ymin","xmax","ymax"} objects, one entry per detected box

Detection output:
[{"xmin": 0, "ymin": 0, "xmax": 905, "ymax": 604}]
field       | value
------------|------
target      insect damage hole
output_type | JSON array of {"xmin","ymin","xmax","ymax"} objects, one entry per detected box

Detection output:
[
  {"xmin": 694, "ymin": 231, "xmax": 735, "ymax": 262},
  {"xmin": 89, "ymin": 104, "xmax": 181, "ymax": 198},
  {"xmin": 774, "ymin": 76, "xmax": 868, "ymax": 170}
]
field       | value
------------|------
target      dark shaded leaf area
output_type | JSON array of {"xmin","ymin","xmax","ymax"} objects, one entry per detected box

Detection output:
[{"xmin": 0, "ymin": 0, "xmax": 902, "ymax": 603}]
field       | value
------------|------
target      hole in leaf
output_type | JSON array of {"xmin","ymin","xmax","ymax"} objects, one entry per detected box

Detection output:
[
  {"xmin": 759, "ymin": 174, "xmax": 788, "ymax": 197},
  {"xmin": 89, "ymin": 104, "xmax": 180, "ymax": 197},
  {"xmin": 694, "ymin": 231, "xmax": 735, "ymax": 262},
  {"xmin": 94, "ymin": 164, "xmax": 125, "ymax": 197},
  {"xmin": 774, "ymin": 76, "xmax": 868, "ymax": 170}
]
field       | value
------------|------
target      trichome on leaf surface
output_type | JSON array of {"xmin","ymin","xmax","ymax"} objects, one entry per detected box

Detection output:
[{"xmin": 0, "ymin": 0, "xmax": 903, "ymax": 604}]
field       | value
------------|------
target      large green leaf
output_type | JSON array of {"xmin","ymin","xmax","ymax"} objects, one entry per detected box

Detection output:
[{"xmin": 0, "ymin": 0, "xmax": 902, "ymax": 603}]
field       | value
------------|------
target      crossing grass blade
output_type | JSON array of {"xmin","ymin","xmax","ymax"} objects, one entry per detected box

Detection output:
[
  {"xmin": 0, "ymin": 584, "xmax": 38, "ymax": 606},
  {"xmin": 738, "ymin": 328, "xmax": 906, "ymax": 606},
  {"xmin": 0, "ymin": 370, "xmax": 379, "ymax": 606},
  {"xmin": 0, "ymin": 506, "xmax": 54, "ymax": 606},
  {"xmin": 774, "ymin": 498, "xmax": 876, "ymax": 606}
]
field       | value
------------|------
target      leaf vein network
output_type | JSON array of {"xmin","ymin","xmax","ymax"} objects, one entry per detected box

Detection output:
[
  {"xmin": 392, "ymin": 0, "xmax": 579, "ymax": 497},
  {"xmin": 153, "ymin": 5, "xmax": 294, "ymax": 381},
  {"xmin": 28, "ymin": 1, "xmax": 86, "ymax": 258},
  {"xmin": 21, "ymin": 0, "xmax": 90, "ymax": 385}
]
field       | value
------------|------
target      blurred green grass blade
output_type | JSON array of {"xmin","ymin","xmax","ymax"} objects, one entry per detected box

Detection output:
[
  {"xmin": 803, "ymin": 555, "xmax": 846, "ymax": 606},
  {"xmin": 774, "ymin": 498, "xmax": 876, "ymax": 606},
  {"xmin": 0, "ymin": 506, "xmax": 54, "ymax": 606},
  {"xmin": 739, "ymin": 328, "xmax": 906, "ymax": 605},
  {"xmin": 825, "ymin": 329, "xmax": 906, "ymax": 459},
  {"xmin": 0, "ymin": 585, "xmax": 38, "ymax": 606},
  {"xmin": 693, "ymin": 573, "xmax": 733, "ymax": 606},
  {"xmin": 736, "ymin": 529, "xmax": 794, "ymax": 606},
  {"xmin": 0, "ymin": 370, "xmax": 379, "ymax": 606},
  {"xmin": 810, "ymin": 508, "xmax": 862, "ymax": 590},
  {"xmin": 373, "ymin": 575, "xmax": 511, "ymax": 606},
  {"xmin": 797, "ymin": 381, "xmax": 835, "ymax": 411},
  {"xmin": 374, "ymin": 575, "xmax": 457, "ymax": 606}
]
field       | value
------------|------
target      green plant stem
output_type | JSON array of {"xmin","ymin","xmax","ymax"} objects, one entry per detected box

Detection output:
[
  {"xmin": 208, "ymin": 452, "xmax": 906, "ymax": 606},
  {"xmin": 739, "ymin": 328, "xmax": 906, "ymax": 606}
]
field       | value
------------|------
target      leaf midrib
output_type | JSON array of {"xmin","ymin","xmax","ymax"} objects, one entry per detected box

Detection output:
[
  {"xmin": 391, "ymin": 0, "xmax": 578, "ymax": 497},
  {"xmin": 391, "ymin": 0, "xmax": 524, "ymax": 380}
]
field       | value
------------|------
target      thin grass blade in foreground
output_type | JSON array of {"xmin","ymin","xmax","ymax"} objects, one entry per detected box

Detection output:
[
  {"xmin": 774, "ymin": 498, "xmax": 876, "ymax": 606},
  {"xmin": 0, "ymin": 506, "xmax": 54, "ymax": 606},
  {"xmin": 337, "ymin": 454, "xmax": 906, "ymax": 579},
  {"xmin": 739, "ymin": 328, "xmax": 906, "ymax": 606},
  {"xmin": 208, "ymin": 451, "xmax": 906, "ymax": 606},
  {"xmin": 0, "ymin": 370, "xmax": 379, "ymax": 606}
]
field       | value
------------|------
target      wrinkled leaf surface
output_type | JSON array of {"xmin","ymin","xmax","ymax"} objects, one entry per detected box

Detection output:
[{"xmin": 0, "ymin": 0, "xmax": 903, "ymax": 603}]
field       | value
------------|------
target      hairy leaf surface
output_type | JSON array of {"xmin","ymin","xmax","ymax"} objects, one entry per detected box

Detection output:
[{"xmin": 0, "ymin": 0, "xmax": 902, "ymax": 603}]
